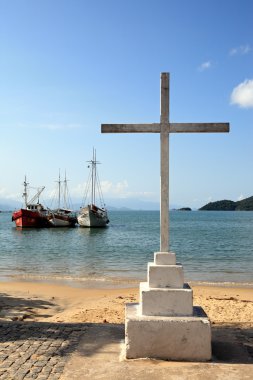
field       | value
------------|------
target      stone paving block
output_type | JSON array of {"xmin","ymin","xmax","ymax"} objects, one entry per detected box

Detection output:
[{"xmin": 0, "ymin": 322, "xmax": 86, "ymax": 380}]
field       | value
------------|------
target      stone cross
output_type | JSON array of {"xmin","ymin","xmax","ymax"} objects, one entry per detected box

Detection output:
[{"xmin": 101, "ymin": 73, "xmax": 229, "ymax": 252}]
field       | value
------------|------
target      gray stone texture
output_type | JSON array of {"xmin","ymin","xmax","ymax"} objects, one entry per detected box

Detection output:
[{"xmin": 0, "ymin": 322, "xmax": 86, "ymax": 379}]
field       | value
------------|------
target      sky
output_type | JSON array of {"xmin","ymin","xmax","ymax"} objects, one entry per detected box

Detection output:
[{"xmin": 0, "ymin": 0, "xmax": 252, "ymax": 209}]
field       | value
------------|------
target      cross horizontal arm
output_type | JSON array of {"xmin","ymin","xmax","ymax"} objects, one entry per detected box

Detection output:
[
  {"xmin": 101, "ymin": 122, "xmax": 230, "ymax": 134},
  {"xmin": 101, "ymin": 123, "xmax": 160, "ymax": 133},
  {"xmin": 170, "ymin": 123, "xmax": 229, "ymax": 133}
]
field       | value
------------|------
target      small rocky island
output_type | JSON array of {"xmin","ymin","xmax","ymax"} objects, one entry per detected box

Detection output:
[{"xmin": 199, "ymin": 196, "xmax": 253, "ymax": 211}]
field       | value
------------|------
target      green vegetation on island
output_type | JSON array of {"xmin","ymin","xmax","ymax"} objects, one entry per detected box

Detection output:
[{"xmin": 199, "ymin": 196, "xmax": 253, "ymax": 211}]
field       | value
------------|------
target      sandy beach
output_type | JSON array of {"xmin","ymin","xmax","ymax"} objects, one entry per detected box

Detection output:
[
  {"xmin": 0, "ymin": 280, "xmax": 252, "ymax": 379},
  {"xmin": 1, "ymin": 280, "xmax": 252, "ymax": 326},
  {"xmin": 0, "ymin": 280, "xmax": 139, "ymax": 324}
]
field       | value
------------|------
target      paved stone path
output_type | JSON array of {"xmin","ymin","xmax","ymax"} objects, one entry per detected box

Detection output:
[
  {"xmin": 1, "ymin": 321, "xmax": 252, "ymax": 380},
  {"xmin": 0, "ymin": 322, "xmax": 86, "ymax": 380}
]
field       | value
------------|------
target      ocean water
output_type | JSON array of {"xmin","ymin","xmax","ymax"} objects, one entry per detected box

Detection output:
[{"xmin": 0, "ymin": 210, "xmax": 252, "ymax": 286}]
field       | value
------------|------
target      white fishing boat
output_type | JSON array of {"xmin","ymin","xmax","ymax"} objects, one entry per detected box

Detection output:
[
  {"xmin": 48, "ymin": 172, "xmax": 77, "ymax": 227},
  {"xmin": 78, "ymin": 150, "xmax": 109, "ymax": 228}
]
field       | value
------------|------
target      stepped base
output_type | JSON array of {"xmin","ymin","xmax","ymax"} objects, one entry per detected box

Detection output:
[
  {"xmin": 140, "ymin": 282, "xmax": 193, "ymax": 316},
  {"xmin": 125, "ymin": 303, "xmax": 211, "ymax": 361},
  {"xmin": 148, "ymin": 262, "xmax": 184, "ymax": 288},
  {"xmin": 154, "ymin": 252, "xmax": 176, "ymax": 265}
]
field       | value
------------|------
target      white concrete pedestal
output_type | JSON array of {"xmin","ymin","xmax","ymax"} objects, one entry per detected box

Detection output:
[
  {"xmin": 125, "ymin": 304, "xmax": 211, "ymax": 361},
  {"xmin": 125, "ymin": 251, "xmax": 211, "ymax": 361},
  {"xmin": 140, "ymin": 282, "xmax": 193, "ymax": 316}
]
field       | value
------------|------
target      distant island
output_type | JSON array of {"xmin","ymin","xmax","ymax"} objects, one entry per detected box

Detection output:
[
  {"xmin": 199, "ymin": 196, "xmax": 253, "ymax": 211},
  {"xmin": 178, "ymin": 207, "xmax": 192, "ymax": 211}
]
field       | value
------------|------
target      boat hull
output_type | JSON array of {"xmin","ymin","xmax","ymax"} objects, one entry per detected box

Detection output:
[
  {"xmin": 12, "ymin": 209, "xmax": 51, "ymax": 228},
  {"xmin": 48, "ymin": 212, "xmax": 77, "ymax": 227},
  {"xmin": 78, "ymin": 205, "xmax": 109, "ymax": 228}
]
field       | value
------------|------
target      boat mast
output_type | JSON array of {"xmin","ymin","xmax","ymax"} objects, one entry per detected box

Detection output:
[
  {"xmin": 23, "ymin": 176, "xmax": 29, "ymax": 207},
  {"xmin": 63, "ymin": 170, "xmax": 68, "ymax": 209},
  {"xmin": 57, "ymin": 170, "xmax": 61, "ymax": 210},
  {"xmin": 91, "ymin": 148, "xmax": 95, "ymax": 205},
  {"xmin": 94, "ymin": 149, "xmax": 97, "ymax": 205},
  {"xmin": 88, "ymin": 149, "xmax": 100, "ymax": 206}
]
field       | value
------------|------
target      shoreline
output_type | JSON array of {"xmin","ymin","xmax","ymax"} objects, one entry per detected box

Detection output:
[{"xmin": 1, "ymin": 272, "xmax": 253, "ymax": 290}]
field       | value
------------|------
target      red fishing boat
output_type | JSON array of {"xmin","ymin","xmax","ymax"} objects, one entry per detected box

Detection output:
[{"xmin": 12, "ymin": 177, "xmax": 51, "ymax": 228}]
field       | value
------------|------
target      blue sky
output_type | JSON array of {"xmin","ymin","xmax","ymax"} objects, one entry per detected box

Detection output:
[{"xmin": 0, "ymin": 0, "xmax": 252, "ymax": 209}]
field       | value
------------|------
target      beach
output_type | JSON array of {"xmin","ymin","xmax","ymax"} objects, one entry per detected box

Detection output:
[
  {"xmin": 1, "ymin": 280, "xmax": 253, "ymax": 326},
  {"xmin": 0, "ymin": 280, "xmax": 253, "ymax": 379}
]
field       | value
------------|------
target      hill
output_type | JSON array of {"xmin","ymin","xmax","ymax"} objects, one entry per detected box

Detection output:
[
  {"xmin": 199, "ymin": 196, "xmax": 253, "ymax": 211},
  {"xmin": 0, "ymin": 201, "xmax": 20, "ymax": 212}
]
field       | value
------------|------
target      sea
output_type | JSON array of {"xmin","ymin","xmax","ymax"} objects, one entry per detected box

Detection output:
[{"xmin": 0, "ymin": 210, "xmax": 253, "ymax": 287}]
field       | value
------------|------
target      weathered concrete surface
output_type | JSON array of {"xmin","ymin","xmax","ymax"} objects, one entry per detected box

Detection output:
[
  {"xmin": 60, "ymin": 323, "xmax": 253, "ymax": 380},
  {"xmin": 140, "ymin": 282, "xmax": 193, "ymax": 316},
  {"xmin": 154, "ymin": 252, "xmax": 176, "ymax": 265},
  {"xmin": 148, "ymin": 262, "xmax": 184, "ymax": 288},
  {"xmin": 125, "ymin": 304, "xmax": 211, "ymax": 361}
]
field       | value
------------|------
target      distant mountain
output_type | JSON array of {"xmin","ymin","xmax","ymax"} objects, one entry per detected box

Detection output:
[
  {"xmin": 104, "ymin": 198, "xmax": 160, "ymax": 210},
  {"xmin": 106, "ymin": 205, "xmax": 133, "ymax": 211},
  {"xmin": 0, "ymin": 199, "xmax": 21, "ymax": 211},
  {"xmin": 199, "ymin": 196, "xmax": 253, "ymax": 211},
  {"xmin": 0, "ymin": 196, "xmax": 180, "ymax": 212}
]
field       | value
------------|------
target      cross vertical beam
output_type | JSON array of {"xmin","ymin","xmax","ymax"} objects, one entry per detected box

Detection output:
[{"xmin": 160, "ymin": 73, "xmax": 169, "ymax": 252}]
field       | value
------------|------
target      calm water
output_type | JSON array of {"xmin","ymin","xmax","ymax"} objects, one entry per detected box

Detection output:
[{"xmin": 0, "ymin": 211, "xmax": 253, "ymax": 286}]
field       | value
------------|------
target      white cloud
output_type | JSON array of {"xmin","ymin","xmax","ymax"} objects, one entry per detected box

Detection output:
[
  {"xmin": 101, "ymin": 180, "xmax": 137, "ymax": 197},
  {"xmin": 237, "ymin": 194, "xmax": 244, "ymax": 201},
  {"xmin": 230, "ymin": 79, "xmax": 253, "ymax": 108},
  {"xmin": 67, "ymin": 183, "xmax": 86, "ymax": 198},
  {"xmin": 102, "ymin": 180, "xmax": 154, "ymax": 199},
  {"xmin": 229, "ymin": 44, "xmax": 251, "ymax": 56},
  {"xmin": 112, "ymin": 180, "xmax": 129, "ymax": 196},
  {"xmin": 198, "ymin": 61, "xmax": 212, "ymax": 71},
  {"xmin": 69, "ymin": 180, "xmax": 129, "ymax": 199},
  {"xmin": 68, "ymin": 179, "xmax": 155, "ymax": 202},
  {"xmin": 0, "ymin": 187, "xmax": 19, "ymax": 200}
]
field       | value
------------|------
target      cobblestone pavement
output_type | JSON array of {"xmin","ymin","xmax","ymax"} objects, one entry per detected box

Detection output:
[{"xmin": 0, "ymin": 321, "xmax": 87, "ymax": 380}]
